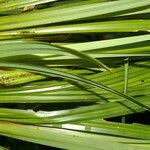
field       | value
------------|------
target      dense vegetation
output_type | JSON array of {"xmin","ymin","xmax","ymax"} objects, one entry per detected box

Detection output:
[{"xmin": 0, "ymin": 0, "xmax": 149, "ymax": 149}]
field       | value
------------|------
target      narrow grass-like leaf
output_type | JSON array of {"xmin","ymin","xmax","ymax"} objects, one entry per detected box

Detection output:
[
  {"xmin": 51, "ymin": 120, "xmax": 150, "ymax": 140},
  {"xmin": 0, "ymin": 61, "xmax": 149, "ymax": 110},
  {"xmin": 0, "ymin": 96, "xmax": 149, "ymax": 124},
  {"xmin": 56, "ymin": 34, "xmax": 150, "ymax": 52},
  {"xmin": 0, "ymin": 20, "xmax": 149, "ymax": 39},
  {"xmin": 0, "ymin": 121, "xmax": 149, "ymax": 150},
  {"xmin": 0, "ymin": 0, "xmax": 149, "ymax": 31},
  {"xmin": 0, "ymin": 40, "xmax": 109, "ymax": 70}
]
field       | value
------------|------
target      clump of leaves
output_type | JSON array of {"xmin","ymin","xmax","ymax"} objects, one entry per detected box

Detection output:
[{"xmin": 0, "ymin": 0, "xmax": 149, "ymax": 150}]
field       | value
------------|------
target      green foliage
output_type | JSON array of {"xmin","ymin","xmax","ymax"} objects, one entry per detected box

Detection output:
[{"xmin": 0, "ymin": 0, "xmax": 149, "ymax": 149}]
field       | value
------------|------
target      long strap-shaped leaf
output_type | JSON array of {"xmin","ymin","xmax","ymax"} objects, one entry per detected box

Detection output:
[
  {"xmin": 0, "ymin": 68, "xmax": 149, "ymax": 102},
  {"xmin": 59, "ymin": 34, "xmax": 150, "ymax": 52},
  {"xmin": 0, "ymin": 62, "xmax": 149, "ymax": 94},
  {"xmin": 0, "ymin": 61, "xmax": 149, "ymax": 110},
  {"xmin": 0, "ymin": 20, "xmax": 149, "ymax": 38},
  {"xmin": 0, "ymin": 0, "xmax": 108, "ymax": 12},
  {"xmin": 0, "ymin": 0, "xmax": 149, "ymax": 31},
  {"xmin": 50, "ymin": 120, "xmax": 150, "ymax": 140},
  {"xmin": 0, "ymin": 96, "xmax": 149, "ymax": 124},
  {"xmin": 0, "ymin": 121, "xmax": 149, "ymax": 150},
  {"xmin": 0, "ymin": 40, "xmax": 110, "ymax": 71}
]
